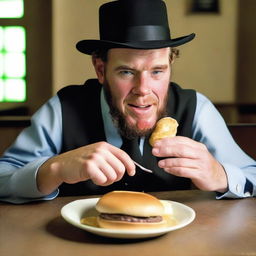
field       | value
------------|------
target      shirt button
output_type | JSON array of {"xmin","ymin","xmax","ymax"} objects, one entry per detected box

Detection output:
[
  {"xmin": 244, "ymin": 192, "xmax": 251, "ymax": 197},
  {"xmin": 236, "ymin": 184, "xmax": 241, "ymax": 193}
]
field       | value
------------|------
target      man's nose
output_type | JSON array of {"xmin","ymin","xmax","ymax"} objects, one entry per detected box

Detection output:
[{"xmin": 132, "ymin": 73, "xmax": 151, "ymax": 95}]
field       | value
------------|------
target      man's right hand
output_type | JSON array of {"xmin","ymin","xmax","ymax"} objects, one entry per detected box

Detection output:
[{"xmin": 37, "ymin": 142, "xmax": 136, "ymax": 195}]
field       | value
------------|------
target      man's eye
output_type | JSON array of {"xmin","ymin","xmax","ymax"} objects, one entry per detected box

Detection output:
[
  {"xmin": 152, "ymin": 70, "xmax": 163, "ymax": 75},
  {"xmin": 119, "ymin": 70, "xmax": 133, "ymax": 76}
]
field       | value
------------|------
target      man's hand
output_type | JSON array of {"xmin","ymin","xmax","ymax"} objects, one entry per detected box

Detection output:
[
  {"xmin": 152, "ymin": 136, "xmax": 228, "ymax": 193},
  {"xmin": 37, "ymin": 142, "xmax": 135, "ymax": 195}
]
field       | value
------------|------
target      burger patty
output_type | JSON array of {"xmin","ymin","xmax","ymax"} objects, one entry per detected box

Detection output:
[{"xmin": 99, "ymin": 213, "xmax": 163, "ymax": 223}]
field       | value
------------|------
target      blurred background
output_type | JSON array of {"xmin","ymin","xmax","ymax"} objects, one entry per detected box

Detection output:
[{"xmin": 0, "ymin": 0, "xmax": 256, "ymax": 153}]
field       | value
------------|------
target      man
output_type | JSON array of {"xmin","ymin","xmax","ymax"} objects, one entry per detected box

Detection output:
[{"xmin": 0, "ymin": 0, "xmax": 255, "ymax": 203}]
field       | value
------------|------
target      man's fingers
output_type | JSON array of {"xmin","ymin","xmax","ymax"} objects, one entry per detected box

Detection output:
[
  {"xmin": 108, "ymin": 145, "xmax": 136, "ymax": 176},
  {"xmin": 84, "ymin": 143, "xmax": 136, "ymax": 186},
  {"xmin": 152, "ymin": 136, "xmax": 206, "ymax": 158}
]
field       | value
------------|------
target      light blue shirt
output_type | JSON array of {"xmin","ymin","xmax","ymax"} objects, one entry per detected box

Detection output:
[{"xmin": 0, "ymin": 89, "xmax": 255, "ymax": 203}]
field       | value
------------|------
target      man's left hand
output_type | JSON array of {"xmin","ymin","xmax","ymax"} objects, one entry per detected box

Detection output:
[{"xmin": 152, "ymin": 136, "xmax": 228, "ymax": 193}]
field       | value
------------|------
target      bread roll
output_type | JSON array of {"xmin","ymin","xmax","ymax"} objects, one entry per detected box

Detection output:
[
  {"xmin": 149, "ymin": 117, "xmax": 178, "ymax": 146},
  {"xmin": 96, "ymin": 191, "xmax": 164, "ymax": 217}
]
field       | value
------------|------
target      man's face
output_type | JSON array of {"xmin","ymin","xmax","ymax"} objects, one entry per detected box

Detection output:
[{"xmin": 95, "ymin": 47, "xmax": 171, "ymax": 138}]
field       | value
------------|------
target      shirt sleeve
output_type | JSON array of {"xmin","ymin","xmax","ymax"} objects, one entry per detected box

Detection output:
[
  {"xmin": 0, "ymin": 95, "xmax": 62, "ymax": 203},
  {"xmin": 193, "ymin": 93, "xmax": 256, "ymax": 199}
]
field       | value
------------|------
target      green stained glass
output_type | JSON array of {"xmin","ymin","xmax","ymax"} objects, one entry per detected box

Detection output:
[
  {"xmin": 0, "ymin": 27, "xmax": 3, "ymax": 50},
  {"xmin": 0, "ymin": 79, "xmax": 4, "ymax": 101},
  {"xmin": 5, "ymin": 26, "xmax": 25, "ymax": 51},
  {"xmin": 5, "ymin": 53, "xmax": 26, "ymax": 77},
  {"xmin": 0, "ymin": 53, "xmax": 3, "ymax": 77},
  {"xmin": 0, "ymin": 0, "xmax": 24, "ymax": 18},
  {"xmin": 5, "ymin": 78, "xmax": 26, "ymax": 101}
]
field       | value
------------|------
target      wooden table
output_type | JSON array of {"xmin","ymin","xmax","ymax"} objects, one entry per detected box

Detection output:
[{"xmin": 0, "ymin": 190, "xmax": 255, "ymax": 256}]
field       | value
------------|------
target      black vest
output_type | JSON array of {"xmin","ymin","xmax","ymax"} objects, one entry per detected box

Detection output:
[{"xmin": 57, "ymin": 79, "xmax": 196, "ymax": 196}]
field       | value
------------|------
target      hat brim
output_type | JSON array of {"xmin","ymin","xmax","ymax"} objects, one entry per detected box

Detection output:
[{"xmin": 76, "ymin": 33, "xmax": 195, "ymax": 55}]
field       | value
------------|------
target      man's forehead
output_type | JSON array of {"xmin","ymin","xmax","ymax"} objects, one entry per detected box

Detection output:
[{"xmin": 107, "ymin": 47, "xmax": 171, "ymax": 62}]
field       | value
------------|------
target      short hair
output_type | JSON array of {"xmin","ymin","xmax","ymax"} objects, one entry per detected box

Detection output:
[{"xmin": 170, "ymin": 48, "xmax": 180, "ymax": 62}]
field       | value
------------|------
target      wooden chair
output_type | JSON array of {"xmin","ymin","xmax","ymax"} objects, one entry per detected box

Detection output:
[
  {"xmin": 0, "ymin": 117, "xmax": 30, "ymax": 155},
  {"xmin": 228, "ymin": 123, "xmax": 256, "ymax": 159}
]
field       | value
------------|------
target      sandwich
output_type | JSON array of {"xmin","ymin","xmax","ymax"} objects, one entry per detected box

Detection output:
[{"xmin": 95, "ymin": 190, "xmax": 171, "ymax": 230}]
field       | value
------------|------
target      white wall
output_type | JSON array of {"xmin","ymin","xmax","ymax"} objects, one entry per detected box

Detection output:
[{"xmin": 52, "ymin": 0, "xmax": 238, "ymax": 103}]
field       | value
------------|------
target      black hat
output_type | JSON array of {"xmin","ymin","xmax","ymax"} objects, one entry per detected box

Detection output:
[{"xmin": 76, "ymin": 0, "xmax": 195, "ymax": 55}]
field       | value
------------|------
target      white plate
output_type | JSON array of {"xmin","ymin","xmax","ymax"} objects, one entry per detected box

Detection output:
[{"xmin": 61, "ymin": 198, "xmax": 195, "ymax": 239}]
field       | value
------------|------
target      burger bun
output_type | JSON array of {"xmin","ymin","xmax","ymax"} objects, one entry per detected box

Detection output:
[{"xmin": 96, "ymin": 191, "xmax": 168, "ymax": 230}]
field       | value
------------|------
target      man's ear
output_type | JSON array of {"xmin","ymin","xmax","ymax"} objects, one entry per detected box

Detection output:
[{"xmin": 92, "ymin": 56, "xmax": 105, "ymax": 84}]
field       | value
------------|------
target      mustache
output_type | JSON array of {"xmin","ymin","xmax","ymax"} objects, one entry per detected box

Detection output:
[{"xmin": 126, "ymin": 95, "xmax": 157, "ymax": 106}]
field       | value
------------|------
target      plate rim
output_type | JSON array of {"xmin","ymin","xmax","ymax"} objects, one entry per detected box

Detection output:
[{"xmin": 61, "ymin": 197, "xmax": 196, "ymax": 238}]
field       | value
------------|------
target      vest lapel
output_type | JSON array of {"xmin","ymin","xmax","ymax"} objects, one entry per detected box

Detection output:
[
  {"xmin": 58, "ymin": 79, "xmax": 106, "ymax": 152},
  {"xmin": 121, "ymin": 137, "xmax": 142, "ymax": 164}
]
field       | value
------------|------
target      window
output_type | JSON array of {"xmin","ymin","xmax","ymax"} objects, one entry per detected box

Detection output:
[
  {"xmin": 0, "ymin": 0, "xmax": 24, "ymax": 18},
  {"xmin": 0, "ymin": 26, "xmax": 26, "ymax": 102},
  {"xmin": 0, "ymin": 0, "xmax": 52, "ymax": 115},
  {"xmin": 0, "ymin": 0, "xmax": 26, "ymax": 102}
]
